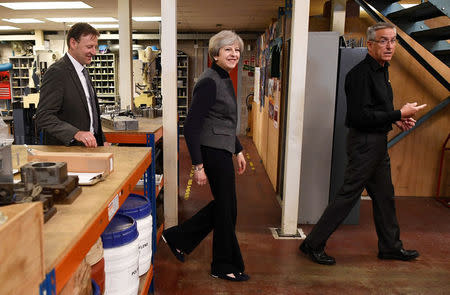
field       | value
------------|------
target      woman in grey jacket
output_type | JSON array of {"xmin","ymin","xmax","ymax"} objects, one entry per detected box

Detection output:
[{"xmin": 162, "ymin": 30, "xmax": 248, "ymax": 282}]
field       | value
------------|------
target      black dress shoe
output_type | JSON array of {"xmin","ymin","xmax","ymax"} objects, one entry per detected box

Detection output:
[
  {"xmin": 378, "ymin": 248, "xmax": 419, "ymax": 261},
  {"xmin": 299, "ymin": 241, "xmax": 336, "ymax": 265},
  {"xmin": 210, "ymin": 272, "xmax": 250, "ymax": 282},
  {"xmin": 162, "ymin": 233, "xmax": 185, "ymax": 262}
]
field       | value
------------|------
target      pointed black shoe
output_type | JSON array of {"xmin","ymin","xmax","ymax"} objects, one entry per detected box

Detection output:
[
  {"xmin": 378, "ymin": 248, "xmax": 419, "ymax": 261},
  {"xmin": 299, "ymin": 241, "xmax": 336, "ymax": 265},
  {"xmin": 162, "ymin": 233, "xmax": 185, "ymax": 262},
  {"xmin": 211, "ymin": 272, "xmax": 250, "ymax": 282}
]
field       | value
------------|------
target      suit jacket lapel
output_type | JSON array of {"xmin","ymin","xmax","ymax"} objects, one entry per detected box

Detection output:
[{"xmin": 63, "ymin": 54, "xmax": 90, "ymax": 113}]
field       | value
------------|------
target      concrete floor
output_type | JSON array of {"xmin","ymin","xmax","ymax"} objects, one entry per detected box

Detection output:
[{"xmin": 154, "ymin": 136, "xmax": 450, "ymax": 295}]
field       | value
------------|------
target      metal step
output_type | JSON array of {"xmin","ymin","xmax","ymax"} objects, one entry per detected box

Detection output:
[
  {"xmin": 387, "ymin": 2, "xmax": 445, "ymax": 22},
  {"xmin": 434, "ymin": 49, "xmax": 450, "ymax": 67},
  {"xmin": 410, "ymin": 26, "xmax": 450, "ymax": 42}
]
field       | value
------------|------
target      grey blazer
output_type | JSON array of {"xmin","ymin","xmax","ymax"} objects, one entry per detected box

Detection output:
[{"xmin": 36, "ymin": 54, "xmax": 105, "ymax": 146}]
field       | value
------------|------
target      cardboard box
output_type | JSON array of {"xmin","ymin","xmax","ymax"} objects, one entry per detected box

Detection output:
[
  {"xmin": 28, "ymin": 151, "xmax": 114, "ymax": 176},
  {"xmin": 0, "ymin": 203, "xmax": 45, "ymax": 295}
]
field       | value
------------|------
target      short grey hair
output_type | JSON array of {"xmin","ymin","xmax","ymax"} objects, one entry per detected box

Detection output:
[
  {"xmin": 367, "ymin": 22, "xmax": 396, "ymax": 41},
  {"xmin": 208, "ymin": 30, "xmax": 244, "ymax": 61}
]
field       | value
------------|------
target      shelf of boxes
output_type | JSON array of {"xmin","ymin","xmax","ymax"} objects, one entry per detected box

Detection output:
[
  {"xmin": 86, "ymin": 53, "xmax": 117, "ymax": 105},
  {"xmin": 153, "ymin": 53, "xmax": 189, "ymax": 135},
  {"xmin": 9, "ymin": 56, "xmax": 36, "ymax": 103},
  {"xmin": 177, "ymin": 54, "xmax": 189, "ymax": 135}
]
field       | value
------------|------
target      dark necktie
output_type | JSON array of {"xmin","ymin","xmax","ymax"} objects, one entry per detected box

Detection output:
[{"xmin": 82, "ymin": 67, "xmax": 99, "ymax": 132}]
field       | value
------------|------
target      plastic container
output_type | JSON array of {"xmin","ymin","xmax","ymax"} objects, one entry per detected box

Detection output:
[
  {"xmin": 101, "ymin": 214, "xmax": 139, "ymax": 295},
  {"xmin": 118, "ymin": 193, "xmax": 152, "ymax": 276}
]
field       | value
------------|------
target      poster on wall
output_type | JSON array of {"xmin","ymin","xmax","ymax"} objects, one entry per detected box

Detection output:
[
  {"xmin": 274, "ymin": 104, "xmax": 279, "ymax": 129},
  {"xmin": 254, "ymin": 67, "xmax": 260, "ymax": 104},
  {"xmin": 268, "ymin": 98, "xmax": 274, "ymax": 120},
  {"xmin": 268, "ymin": 78, "xmax": 274, "ymax": 97}
]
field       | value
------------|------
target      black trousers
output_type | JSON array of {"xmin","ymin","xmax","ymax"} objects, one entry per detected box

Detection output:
[
  {"xmin": 305, "ymin": 129, "xmax": 403, "ymax": 253},
  {"xmin": 163, "ymin": 146, "xmax": 244, "ymax": 274}
]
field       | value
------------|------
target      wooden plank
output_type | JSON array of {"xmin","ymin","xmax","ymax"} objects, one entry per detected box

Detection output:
[
  {"xmin": 252, "ymin": 101, "xmax": 260, "ymax": 154},
  {"xmin": 266, "ymin": 97, "xmax": 280, "ymax": 192},
  {"xmin": 260, "ymin": 96, "xmax": 269, "ymax": 167},
  {"xmin": 0, "ymin": 203, "xmax": 44, "ymax": 295},
  {"xmin": 12, "ymin": 145, "xmax": 152, "ymax": 293},
  {"xmin": 253, "ymin": 100, "xmax": 265, "ymax": 160}
]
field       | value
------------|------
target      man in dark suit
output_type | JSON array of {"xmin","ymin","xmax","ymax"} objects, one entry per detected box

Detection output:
[
  {"xmin": 299, "ymin": 22, "xmax": 426, "ymax": 265},
  {"xmin": 36, "ymin": 22, "xmax": 109, "ymax": 147}
]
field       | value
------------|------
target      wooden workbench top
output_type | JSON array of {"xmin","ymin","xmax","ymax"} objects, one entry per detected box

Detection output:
[{"xmin": 11, "ymin": 145, "xmax": 152, "ymax": 286}]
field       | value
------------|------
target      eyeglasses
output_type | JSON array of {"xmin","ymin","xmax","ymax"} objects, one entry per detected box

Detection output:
[{"xmin": 371, "ymin": 39, "xmax": 397, "ymax": 46}]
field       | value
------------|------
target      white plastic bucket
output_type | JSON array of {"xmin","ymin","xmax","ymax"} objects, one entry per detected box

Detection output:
[
  {"xmin": 101, "ymin": 214, "xmax": 139, "ymax": 295},
  {"xmin": 135, "ymin": 215, "xmax": 152, "ymax": 275},
  {"xmin": 118, "ymin": 193, "xmax": 152, "ymax": 276}
]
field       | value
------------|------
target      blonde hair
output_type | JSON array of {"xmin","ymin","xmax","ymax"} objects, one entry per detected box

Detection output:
[{"xmin": 208, "ymin": 30, "xmax": 244, "ymax": 61}]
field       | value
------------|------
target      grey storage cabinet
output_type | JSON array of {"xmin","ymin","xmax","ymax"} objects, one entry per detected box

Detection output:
[
  {"xmin": 328, "ymin": 47, "xmax": 367, "ymax": 225},
  {"xmin": 298, "ymin": 32, "xmax": 340, "ymax": 224}
]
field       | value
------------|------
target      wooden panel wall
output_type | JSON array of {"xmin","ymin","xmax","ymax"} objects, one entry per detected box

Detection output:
[{"xmin": 251, "ymin": 80, "xmax": 281, "ymax": 192}]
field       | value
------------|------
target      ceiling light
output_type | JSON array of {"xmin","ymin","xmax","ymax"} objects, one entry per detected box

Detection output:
[
  {"xmin": 0, "ymin": 26, "xmax": 20, "ymax": 30},
  {"xmin": 401, "ymin": 4, "xmax": 418, "ymax": 9},
  {"xmin": 132, "ymin": 17, "xmax": 162, "ymax": 22},
  {"xmin": 0, "ymin": 1, "xmax": 91, "ymax": 10},
  {"xmin": 47, "ymin": 17, "xmax": 117, "ymax": 23},
  {"xmin": 91, "ymin": 24, "xmax": 119, "ymax": 29},
  {"xmin": 3, "ymin": 18, "xmax": 44, "ymax": 24}
]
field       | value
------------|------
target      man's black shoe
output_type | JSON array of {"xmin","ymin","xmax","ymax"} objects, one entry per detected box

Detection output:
[
  {"xmin": 299, "ymin": 241, "xmax": 336, "ymax": 265},
  {"xmin": 378, "ymin": 248, "xmax": 419, "ymax": 261}
]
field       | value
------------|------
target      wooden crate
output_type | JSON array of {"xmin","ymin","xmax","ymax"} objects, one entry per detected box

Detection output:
[{"xmin": 0, "ymin": 202, "xmax": 45, "ymax": 294}]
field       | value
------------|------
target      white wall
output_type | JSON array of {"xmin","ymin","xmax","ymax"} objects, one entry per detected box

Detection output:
[{"xmin": 0, "ymin": 44, "xmax": 13, "ymax": 64}]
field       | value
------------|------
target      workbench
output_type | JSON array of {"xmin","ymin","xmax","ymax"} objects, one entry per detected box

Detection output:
[
  {"xmin": 103, "ymin": 116, "xmax": 164, "ymax": 294},
  {"xmin": 12, "ymin": 145, "xmax": 152, "ymax": 294},
  {"xmin": 103, "ymin": 117, "xmax": 163, "ymax": 144}
]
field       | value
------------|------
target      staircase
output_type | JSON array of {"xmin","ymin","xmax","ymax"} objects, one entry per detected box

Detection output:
[{"xmin": 365, "ymin": 0, "xmax": 449, "ymax": 67}]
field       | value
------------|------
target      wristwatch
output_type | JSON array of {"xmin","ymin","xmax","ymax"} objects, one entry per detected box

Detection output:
[{"xmin": 193, "ymin": 165, "xmax": 204, "ymax": 172}]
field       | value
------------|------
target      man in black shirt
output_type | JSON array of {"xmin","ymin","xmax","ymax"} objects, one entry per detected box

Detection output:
[{"xmin": 299, "ymin": 22, "xmax": 426, "ymax": 265}]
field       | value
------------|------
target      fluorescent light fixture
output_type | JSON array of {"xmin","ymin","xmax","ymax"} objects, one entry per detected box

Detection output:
[
  {"xmin": 0, "ymin": 1, "xmax": 91, "ymax": 10},
  {"xmin": 0, "ymin": 26, "xmax": 20, "ymax": 30},
  {"xmin": 91, "ymin": 24, "xmax": 119, "ymax": 29},
  {"xmin": 3, "ymin": 18, "xmax": 44, "ymax": 24},
  {"xmin": 401, "ymin": 4, "xmax": 418, "ymax": 9},
  {"xmin": 361, "ymin": 3, "xmax": 418, "ymax": 14},
  {"xmin": 47, "ymin": 17, "xmax": 117, "ymax": 23},
  {"xmin": 132, "ymin": 16, "xmax": 162, "ymax": 22}
]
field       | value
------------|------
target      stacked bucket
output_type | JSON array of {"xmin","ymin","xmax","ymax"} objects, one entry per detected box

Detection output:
[{"xmin": 100, "ymin": 194, "xmax": 153, "ymax": 295}]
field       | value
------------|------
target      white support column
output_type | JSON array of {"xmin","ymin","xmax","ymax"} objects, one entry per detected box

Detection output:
[
  {"xmin": 161, "ymin": 0, "xmax": 178, "ymax": 228},
  {"xmin": 34, "ymin": 30, "xmax": 44, "ymax": 47},
  {"xmin": 330, "ymin": 0, "xmax": 346, "ymax": 35},
  {"xmin": 281, "ymin": 0, "xmax": 310, "ymax": 235},
  {"xmin": 118, "ymin": 0, "xmax": 133, "ymax": 109}
]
